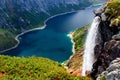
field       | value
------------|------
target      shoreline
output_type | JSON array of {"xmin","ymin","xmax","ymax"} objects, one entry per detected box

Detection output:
[
  {"xmin": 0, "ymin": 6, "xmax": 92, "ymax": 53},
  {"xmin": 0, "ymin": 26, "xmax": 45, "ymax": 53},
  {"xmin": 0, "ymin": 3, "xmax": 103, "ymax": 54},
  {"xmin": 67, "ymin": 32, "xmax": 75, "ymax": 54},
  {"xmin": 0, "ymin": 10, "xmax": 82, "ymax": 53},
  {"xmin": 62, "ymin": 32, "xmax": 75, "ymax": 66}
]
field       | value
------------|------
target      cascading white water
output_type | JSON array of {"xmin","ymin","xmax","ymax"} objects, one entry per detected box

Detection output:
[{"xmin": 82, "ymin": 16, "xmax": 100, "ymax": 76}]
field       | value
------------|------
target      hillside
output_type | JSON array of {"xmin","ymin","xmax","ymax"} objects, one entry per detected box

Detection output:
[
  {"xmin": 67, "ymin": 25, "xmax": 88, "ymax": 76},
  {"xmin": 0, "ymin": 0, "xmax": 114, "ymax": 79},
  {"xmin": 0, "ymin": 55, "xmax": 93, "ymax": 80}
]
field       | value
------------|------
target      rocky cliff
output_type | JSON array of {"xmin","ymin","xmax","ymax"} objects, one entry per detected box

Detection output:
[
  {"xmin": 90, "ymin": 0, "xmax": 120, "ymax": 79},
  {"xmin": 97, "ymin": 58, "xmax": 120, "ymax": 80}
]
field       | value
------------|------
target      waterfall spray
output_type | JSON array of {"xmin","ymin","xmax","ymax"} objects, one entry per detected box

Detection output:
[{"xmin": 82, "ymin": 16, "xmax": 100, "ymax": 76}]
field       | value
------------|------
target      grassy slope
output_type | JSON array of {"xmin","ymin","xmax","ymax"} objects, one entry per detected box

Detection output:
[
  {"xmin": 0, "ymin": 26, "xmax": 91, "ymax": 79},
  {"xmin": 67, "ymin": 25, "xmax": 89, "ymax": 75},
  {"xmin": 73, "ymin": 26, "xmax": 88, "ymax": 52},
  {"xmin": 0, "ymin": 55, "xmax": 92, "ymax": 80}
]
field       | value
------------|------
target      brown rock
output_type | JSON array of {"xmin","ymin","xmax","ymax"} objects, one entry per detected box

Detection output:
[
  {"xmin": 66, "ymin": 50, "xmax": 84, "ymax": 76},
  {"xmin": 91, "ymin": 40, "xmax": 120, "ymax": 79}
]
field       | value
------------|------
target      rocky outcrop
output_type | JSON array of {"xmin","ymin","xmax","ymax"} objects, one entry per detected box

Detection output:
[
  {"xmin": 97, "ymin": 58, "xmax": 120, "ymax": 80},
  {"xmin": 91, "ymin": 40, "xmax": 120, "ymax": 79},
  {"xmin": 90, "ymin": 0, "xmax": 120, "ymax": 79}
]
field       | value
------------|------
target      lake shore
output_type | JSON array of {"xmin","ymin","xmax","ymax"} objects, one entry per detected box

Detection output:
[
  {"xmin": 62, "ymin": 32, "xmax": 75, "ymax": 65},
  {"xmin": 0, "ymin": 9, "xmax": 86, "ymax": 53},
  {"xmin": 67, "ymin": 32, "xmax": 75, "ymax": 54},
  {"xmin": 0, "ymin": 3, "xmax": 103, "ymax": 57}
]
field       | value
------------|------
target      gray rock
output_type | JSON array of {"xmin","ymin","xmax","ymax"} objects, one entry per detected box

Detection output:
[
  {"xmin": 101, "ymin": 13, "xmax": 107, "ymax": 21},
  {"xmin": 112, "ymin": 32, "xmax": 120, "ymax": 40},
  {"xmin": 97, "ymin": 58, "xmax": 120, "ymax": 80},
  {"xmin": 106, "ymin": 70, "xmax": 120, "ymax": 80},
  {"xmin": 94, "ymin": 6, "xmax": 105, "ymax": 16}
]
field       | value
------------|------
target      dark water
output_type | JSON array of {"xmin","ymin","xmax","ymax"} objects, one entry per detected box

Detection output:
[{"xmin": 3, "ymin": 5, "xmax": 100, "ymax": 62}]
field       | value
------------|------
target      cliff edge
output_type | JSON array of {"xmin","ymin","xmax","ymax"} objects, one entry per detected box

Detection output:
[{"xmin": 90, "ymin": 0, "xmax": 120, "ymax": 79}]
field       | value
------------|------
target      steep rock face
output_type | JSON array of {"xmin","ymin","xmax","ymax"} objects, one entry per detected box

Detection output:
[
  {"xmin": 91, "ymin": 40, "xmax": 120, "ymax": 79},
  {"xmin": 90, "ymin": 0, "xmax": 120, "ymax": 79},
  {"xmin": 97, "ymin": 58, "xmax": 120, "ymax": 80}
]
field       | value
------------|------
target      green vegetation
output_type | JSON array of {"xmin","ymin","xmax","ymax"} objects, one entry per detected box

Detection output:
[
  {"xmin": 0, "ymin": 29, "xmax": 17, "ymax": 51},
  {"xmin": 99, "ymin": 75, "xmax": 106, "ymax": 80},
  {"xmin": 105, "ymin": 0, "xmax": 120, "ymax": 26},
  {"xmin": 73, "ymin": 26, "xmax": 88, "ymax": 52},
  {"xmin": 0, "ymin": 55, "xmax": 92, "ymax": 80},
  {"xmin": 20, "ymin": 11, "xmax": 49, "ymax": 29},
  {"xmin": 67, "ymin": 26, "xmax": 88, "ymax": 73}
]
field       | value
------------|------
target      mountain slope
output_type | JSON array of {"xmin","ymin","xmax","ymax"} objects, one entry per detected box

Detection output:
[
  {"xmin": 0, "ymin": 55, "xmax": 93, "ymax": 80},
  {"xmin": 0, "ymin": 0, "xmax": 105, "ymax": 52},
  {"xmin": 0, "ymin": 0, "xmax": 92, "ymax": 30}
]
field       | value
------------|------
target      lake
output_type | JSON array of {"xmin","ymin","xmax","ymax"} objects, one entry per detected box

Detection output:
[{"xmin": 3, "ymin": 5, "xmax": 100, "ymax": 62}]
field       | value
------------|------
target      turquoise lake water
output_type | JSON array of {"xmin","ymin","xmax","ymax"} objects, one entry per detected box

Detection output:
[{"xmin": 3, "ymin": 5, "xmax": 100, "ymax": 62}]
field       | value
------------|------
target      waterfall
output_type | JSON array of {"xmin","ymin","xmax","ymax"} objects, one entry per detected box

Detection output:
[{"xmin": 82, "ymin": 16, "xmax": 100, "ymax": 76}]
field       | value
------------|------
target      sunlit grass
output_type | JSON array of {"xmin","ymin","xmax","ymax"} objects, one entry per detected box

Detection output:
[{"xmin": 0, "ymin": 55, "xmax": 92, "ymax": 80}]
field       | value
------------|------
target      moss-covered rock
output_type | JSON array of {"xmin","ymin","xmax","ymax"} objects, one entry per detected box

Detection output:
[
  {"xmin": 105, "ymin": 0, "xmax": 120, "ymax": 26},
  {"xmin": 110, "ymin": 16, "xmax": 120, "ymax": 27}
]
